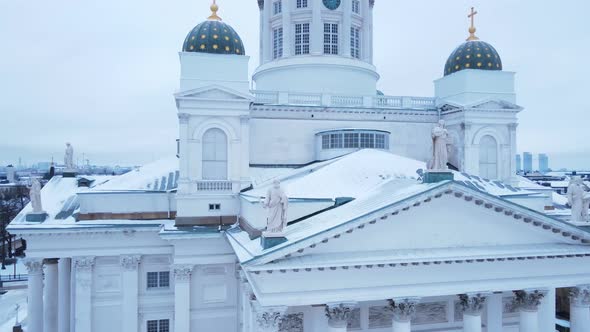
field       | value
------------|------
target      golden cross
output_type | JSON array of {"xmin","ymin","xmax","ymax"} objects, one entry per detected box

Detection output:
[{"xmin": 466, "ymin": 7, "xmax": 479, "ymax": 41}]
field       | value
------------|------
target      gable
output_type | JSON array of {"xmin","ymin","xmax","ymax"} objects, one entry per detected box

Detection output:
[
  {"xmin": 243, "ymin": 183, "xmax": 589, "ymax": 266},
  {"xmin": 175, "ymin": 85, "xmax": 252, "ymax": 101},
  {"xmin": 468, "ymin": 99, "xmax": 522, "ymax": 111}
]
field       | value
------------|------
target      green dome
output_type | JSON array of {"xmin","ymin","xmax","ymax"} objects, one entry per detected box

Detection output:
[
  {"xmin": 444, "ymin": 40, "xmax": 502, "ymax": 76},
  {"xmin": 182, "ymin": 20, "xmax": 245, "ymax": 56}
]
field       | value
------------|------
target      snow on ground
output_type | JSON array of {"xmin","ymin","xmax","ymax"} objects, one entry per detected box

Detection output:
[{"xmin": 0, "ymin": 289, "xmax": 27, "ymax": 331}]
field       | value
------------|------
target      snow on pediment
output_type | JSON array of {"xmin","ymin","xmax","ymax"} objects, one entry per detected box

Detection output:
[
  {"xmin": 236, "ymin": 182, "xmax": 590, "ymax": 267},
  {"xmin": 467, "ymin": 98, "xmax": 522, "ymax": 111},
  {"xmin": 175, "ymin": 85, "xmax": 253, "ymax": 101}
]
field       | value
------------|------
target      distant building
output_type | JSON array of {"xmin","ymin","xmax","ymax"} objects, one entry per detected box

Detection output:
[
  {"xmin": 523, "ymin": 152, "xmax": 533, "ymax": 173},
  {"xmin": 516, "ymin": 154, "xmax": 522, "ymax": 172},
  {"xmin": 539, "ymin": 153, "xmax": 549, "ymax": 173}
]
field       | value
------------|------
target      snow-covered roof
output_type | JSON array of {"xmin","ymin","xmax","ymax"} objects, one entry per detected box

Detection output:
[{"xmin": 92, "ymin": 156, "xmax": 179, "ymax": 191}]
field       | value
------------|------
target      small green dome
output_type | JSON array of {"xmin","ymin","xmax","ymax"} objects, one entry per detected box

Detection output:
[
  {"xmin": 182, "ymin": 20, "xmax": 245, "ymax": 56},
  {"xmin": 444, "ymin": 40, "xmax": 502, "ymax": 76}
]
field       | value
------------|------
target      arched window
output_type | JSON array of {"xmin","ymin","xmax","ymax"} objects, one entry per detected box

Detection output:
[
  {"xmin": 479, "ymin": 135, "xmax": 498, "ymax": 179},
  {"xmin": 202, "ymin": 128, "xmax": 228, "ymax": 180}
]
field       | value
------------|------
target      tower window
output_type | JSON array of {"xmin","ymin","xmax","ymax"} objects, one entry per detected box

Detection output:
[
  {"xmin": 323, "ymin": 23, "xmax": 339, "ymax": 55},
  {"xmin": 296, "ymin": 0, "xmax": 308, "ymax": 8},
  {"xmin": 147, "ymin": 319, "xmax": 169, "ymax": 332},
  {"xmin": 147, "ymin": 271, "xmax": 170, "ymax": 289},
  {"xmin": 295, "ymin": 23, "xmax": 310, "ymax": 55},
  {"xmin": 350, "ymin": 26, "xmax": 361, "ymax": 59},
  {"xmin": 273, "ymin": 27, "xmax": 284, "ymax": 59},
  {"xmin": 273, "ymin": 0, "xmax": 282, "ymax": 15},
  {"xmin": 479, "ymin": 135, "xmax": 498, "ymax": 179},
  {"xmin": 352, "ymin": 0, "xmax": 360, "ymax": 14},
  {"xmin": 202, "ymin": 128, "xmax": 228, "ymax": 180}
]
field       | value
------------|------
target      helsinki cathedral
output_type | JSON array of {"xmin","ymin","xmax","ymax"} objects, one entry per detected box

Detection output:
[{"xmin": 8, "ymin": 1, "xmax": 590, "ymax": 332}]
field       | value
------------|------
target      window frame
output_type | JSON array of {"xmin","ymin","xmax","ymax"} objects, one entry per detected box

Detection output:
[
  {"xmin": 296, "ymin": 0, "xmax": 308, "ymax": 8},
  {"xmin": 273, "ymin": 27, "xmax": 284, "ymax": 59},
  {"xmin": 294, "ymin": 22, "xmax": 311, "ymax": 55},
  {"xmin": 146, "ymin": 319, "xmax": 170, "ymax": 332},
  {"xmin": 273, "ymin": 0, "xmax": 282, "ymax": 15},
  {"xmin": 350, "ymin": 26, "xmax": 361, "ymax": 59},
  {"xmin": 319, "ymin": 130, "xmax": 390, "ymax": 150},
  {"xmin": 146, "ymin": 271, "xmax": 170, "ymax": 290},
  {"xmin": 323, "ymin": 23, "xmax": 339, "ymax": 55},
  {"xmin": 352, "ymin": 0, "xmax": 361, "ymax": 14}
]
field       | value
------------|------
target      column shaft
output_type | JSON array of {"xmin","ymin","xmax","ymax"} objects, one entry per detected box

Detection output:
[
  {"xmin": 462, "ymin": 314, "xmax": 481, "ymax": 332},
  {"xmin": 570, "ymin": 286, "xmax": 590, "ymax": 332},
  {"xmin": 73, "ymin": 257, "xmax": 95, "ymax": 332},
  {"xmin": 519, "ymin": 310, "xmax": 539, "ymax": 332},
  {"xmin": 538, "ymin": 288, "xmax": 555, "ymax": 332},
  {"xmin": 25, "ymin": 259, "xmax": 44, "ymax": 332},
  {"xmin": 391, "ymin": 319, "xmax": 411, "ymax": 332},
  {"xmin": 58, "ymin": 258, "xmax": 71, "ymax": 332},
  {"xmin": 44, "ymin": 259, "xmax": 59, "ymax": 332},
  {"xmin": 341, "ymin": 0, "xmax": 352, "ymax": 57},
  {"xmin": 174, "ymin": 265, "xmax": 193, "ymax": 332},
  {"xmin": 121, "ymin": 255, "xmax": 141, "ymax": 332},
  {"xmin": 485, "ymin": 293, "xmax": 503, "ymax": 332},
  {"xmin": 310, "ymin": 0, "xmax": 323, "ymax": 55}
]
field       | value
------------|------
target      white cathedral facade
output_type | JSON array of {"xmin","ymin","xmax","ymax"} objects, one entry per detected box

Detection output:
[{"xmin": 8, "ymin": 1, "xmax": 590, "ymax": 332}]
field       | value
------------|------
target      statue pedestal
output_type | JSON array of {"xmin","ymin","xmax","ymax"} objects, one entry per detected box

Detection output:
[
  {"xmin": 26, "ymin": 212, "xmax": 48, "ymax": 222},
  {"xmin": 63, "ymin": 169, "xmax": 77, "ymax": 178},
  {"xmin": 260, "ymin": 236, "xmax": 287, "ymax": 250},
  {"xmin": 423, "ymin": 171, "xmax": 454, "ymax": 184}
]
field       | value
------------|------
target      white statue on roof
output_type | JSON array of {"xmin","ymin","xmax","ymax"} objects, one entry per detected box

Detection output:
[
  {"xmin": 568, "ymin": 176, "xmax": 589, "ymax": 222},
  {"xmin": 64, "ymin": 142, "xmax": 75, "ymax": 170},
  {"xmin": 427, "ymin": 120, "xmax": 449, "ymax": 171},
  {"xmin": 262, "ymin": 180, "xmax": 289, "ymax": 237},
  {"xmin": 29, "ymin": 178, "xmax": 43, "ymax": 213}
]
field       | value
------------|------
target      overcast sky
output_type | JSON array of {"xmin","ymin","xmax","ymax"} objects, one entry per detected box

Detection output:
[{"xmin": 0, "ymin": 0, "xmax": 588, "ymax": 169}]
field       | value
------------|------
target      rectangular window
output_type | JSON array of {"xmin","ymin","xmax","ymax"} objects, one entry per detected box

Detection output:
[
  {"xmin": 273, "ymin": 27, "xmax": 283, "ymax": 59},
  {"xmin": 352, "ymin": 0, "xmax": 360, "ymax": 14},
  {"xmin": 322, "ymin": 135, "xmax": 330, "ymax": 149},
  {"xmin": 147, "ymin": 271, "xmax": 170, "ymax": 289},
  {"xmin": 350, "ymin": 26, "xmax": 361, "ymax": 59},
  {"xmin": 323, "ymin": 23, "xmax": 339, "ymax": 55},
  {"xmin": 208, "ymin": 203, "xmax": 221, "ymax": 211},
  {"xmin": 273, "ymin": 0, "xmax": 282, "ymax": 14},
  {"xmin": 294, "ymin": 23, "xmax": 310, "ymax": 55},
  {"xmin": 330, "ymin": 133, "xmax": 343, "ymax": 149},
  {"xmin": 360, "ymin": 133, "xmax": 375, "ymax": 148},
  {"xmin": 375, "ymin": 134, "xmax": 386, "ymax": 149},
  {"xmin": 344, "ymin": 133, "xmax": 359, "ymax": 148},
  {"xmin": 147, "ymin": 319, "xmax": 170, "ymax": 332},
  {"xmin": 296, "ymin": 0, "xmax": 308, "ymax": 8}
]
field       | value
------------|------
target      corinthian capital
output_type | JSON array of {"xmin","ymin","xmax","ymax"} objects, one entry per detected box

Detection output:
[
  {"xmin": 459, "ymin": 293, "xmax": 488, "ymax": 315},
  {"xmin": 73, "ymin": 256, "xmax": 95, "ymax": 271},
  {"xmin": 570, "ymin": 286, "xmax": 590, "ymax": 307},
  {"xmin": 512, "ymin": 289, "xmax": 547, "ymax": 311},
  {"xmin": 254, "ymin": 304, "xmax": 287, "ymax": 332},
  {"xmin": 388, "ymin": 297, "xmax": 421, "ymax": 322},
  {"xmin": 120, "ymin": 255, "xmax": 141, "ymax": 271},
  {"xmin": 24, "ymin": 258, "xmax": 44, "ymax": 274},
  {"xmin": 325, "ymin": 302, "xmax": 357, "ymax": 328},
  {"xmin": 173, "ymin": 264, "xmax": 193, "ymax": 282}
]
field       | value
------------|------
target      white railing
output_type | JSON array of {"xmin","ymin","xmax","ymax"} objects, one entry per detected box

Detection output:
[
  {"xmin": 251, "ymin": 90, "xmax": 436, "ymax": 110},
  {"xmin": 254, "ymin": 91, "xmax": 279, "ymax": 104},
  {"xmin": 288, "ymin": 93, "xmax": 322, "ymax": 105},
  {"xmin": 374, "ymin": 96, "xmax": 403, "ymax": 108},
  {"xmin": 196, "ymin": 181, "xmax": 233, "ymax": 192},
  {"xmin": 331, "ymin": 95, "xmax": 364, "ymax": 107}
]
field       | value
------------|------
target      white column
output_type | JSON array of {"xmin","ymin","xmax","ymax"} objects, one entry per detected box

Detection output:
[
  {"xmin": 173, "ymin": 265, "xmax": 193, "ymax": 332},
  {"xmin": 58, "ymin": 258, "xmax": 71, "ymax": 332},
  {"xmin": 341, "ymin": 0, "xmax": 352, "ymax": 57},
  {"xmin": 362, "ymin": 0, "xmax": 374, "ymax": 63},
  {"xmin": 310, "ymin": 0, "xmax": 323, "ymax": 55},
  {"xmin": 239, "ymin": 271, "xmax": 253, "ymax": 332},
  {"xmin": 570, "ymin": 286, "xmax": 590, "ymax": 332},
  {"xmin": 25, "ymin": 258, "xmax": 44, "ymax": 332},
  {"xmin": 325, "ymin": 302, "xmax": 357, "ymax": 332},
  {"xmin": 389, "ymin": 298, "xmax": 420, "ymax": 332},
  {"xmin": 259, "ymin": 0, "xmax": 265, "ymax": 65},
  {"xmin": 178, "ymin": 113, "xmax": 190, "ymax": 181},
  {"xmin": 44, "ymin": 259, "xmax": 59, "ymax": 332},
  {"xmin": 538, "ymin": 287, "xmax": 555, "ymax": 332},
  {"xmin": 310, "ymin": 305, "xmax": 329, "ymax": 332},
  {"xmin": 253, "ymin": 304, "xmax": 287, "ymax": 332},
  {"xmin": 120, "ymin": 255, "xmax": 141, "ymax": 332},
  {"xmin": 513, "ymin": 289, "xmax": 547, "ymax": 332},
  {"xmin": 281, "ymin": 0, "xmax": 291, "ymax": 57},
  {"xmin": 458, "ymin": 293, "xmax": 487, "ymax": 332},
  {"xmin": 72, "ymin": 256, "xmax": 95, "ymax": 332},
  {"xmin": 485, "ymin": 293, "xmax": 503, "ymax": 332}
]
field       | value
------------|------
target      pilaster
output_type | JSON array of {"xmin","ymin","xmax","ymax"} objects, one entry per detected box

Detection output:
[
  {"xmin": 25, "ymin": 258, "xmax": 44, "ymax": 332},
  {"xmin": 120, "ymin": 255, "xmax": 141, "ymax": 332},
  {"xmin": 570, "ymin": 286, "xmax": 590, "ymax": 332},
  {"xmin": 73, "ymin": 256, "xmax": 95, "ymax": 332},
  {"xmin": 173, "ymin": 264, "xmax": 193, "ymax": 332}
]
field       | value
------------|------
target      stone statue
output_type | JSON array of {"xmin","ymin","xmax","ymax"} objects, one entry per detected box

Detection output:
[
  {"xmin": 567, "ymin": 176, "xmax": 589, "ymax": 222},
  {"xmin": 29, "ymin": 178, "xmax": 43, "ymax": 213},
  {"xmin": 261, "ymin": 180, "xmax": 289, "ymax": 237},
  {"xmin": 427, "ymin": 120, "xmax": 449, "ymax": 171},
  {"xmin": 64, "ymin": 142, "xmax": 74, "ymax": 170}
]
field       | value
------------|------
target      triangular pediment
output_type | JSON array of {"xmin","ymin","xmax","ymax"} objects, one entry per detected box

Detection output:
[
  {"xmin": 175, "ymin": 84, "xmax": 253, "ymax": 101},
  {"xmin": 242, "ymin": 182, "xmax": 590, "ymax": 267},
  {"xmin": 467, "ymin": 98, "xmax": 522, "ymax": 111}
]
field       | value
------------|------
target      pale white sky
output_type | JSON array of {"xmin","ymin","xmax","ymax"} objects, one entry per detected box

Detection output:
[{"xmin": 0, "ymin": 0, "xmax": 588, "ymax": 169}]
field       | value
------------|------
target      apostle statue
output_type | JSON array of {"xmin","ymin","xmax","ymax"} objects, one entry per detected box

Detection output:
[
  {"xmin": 427, "ymin": 120, "xmax": 449, "ymax": 171},
  {"xmin": 29, "ymin": 178, "xmax": 43, "ymax": 213},
  {"xmin": 64, "ymin": 142, "xmax": 75, "ymax": 170},
  {"xmin": 567, "ymin": 176, "xmax": 589, "ymax": 222},
  {"xmin": 261, "ymin": 180, "xmax": 289, "ymax": 237}
]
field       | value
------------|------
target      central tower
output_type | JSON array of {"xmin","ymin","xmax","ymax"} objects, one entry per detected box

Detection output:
[{"xmin": 253, "ymin": 0, "xmax": 379, "ymax": 95}]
